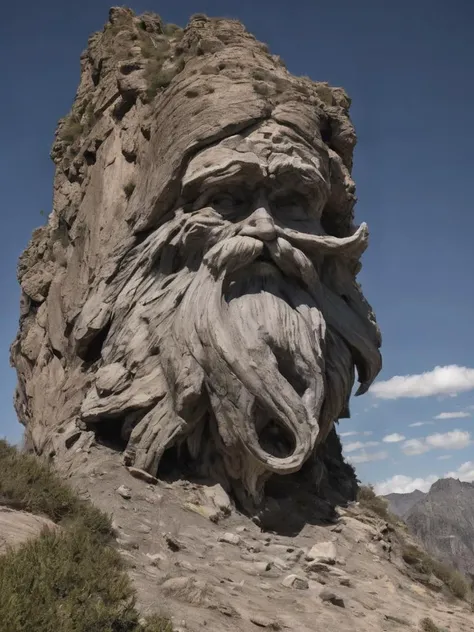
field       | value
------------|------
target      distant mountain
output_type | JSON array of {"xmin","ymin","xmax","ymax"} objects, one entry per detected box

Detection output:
[
  {"xmin": 385, "ymin": 478, "xmax": 474, "ymax": 577},
  {"xmin": 385, "ymin": 488, "xmax": 426, "ymax": 519}
]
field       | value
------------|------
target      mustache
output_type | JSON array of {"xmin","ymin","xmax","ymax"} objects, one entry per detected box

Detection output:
[
  {"xmin": 200, "ymin": 224, "xmax": 368, "ymax": 278},
  {"xmin": 180, "ymin": 209, "xmax": 369, "ymax": 270},
  {"xmin": 202, "ymin": 230, "xmax": 380, "ymax": 397}
]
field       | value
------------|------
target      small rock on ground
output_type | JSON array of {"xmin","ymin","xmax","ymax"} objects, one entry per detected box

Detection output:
[
  {"xmin": 306, "ymin": 541, "xmax": 337, "ymax": 564},
  {"xmin": 127, "ymin": 466, "xmax": 158, "ymax": 485},
  {"xmin": 282, "ymin": 574, "xmax": 309, "ymax": 590},
  {"xmin": 116, "ymin": 484, "xmax": 132, "ymax": 499},
  {"xmin": 218, "ymin": 532, "xmax": 241, "ymax": 545},
  {"xmin": 320, "ymin": 588, "xmax": 345, "ymax": 607}
]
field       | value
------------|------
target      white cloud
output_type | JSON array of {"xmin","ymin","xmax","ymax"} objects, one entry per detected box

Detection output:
[
  {"xmin": 348, "ymin": 450, "xmax": 388, "ymax": 464},
  {"xmin": 434, "ymin": 411, "xmax": 471, "ymax": 420},
  {"xmin": 402, "ymin": 439, "xmax": 430, "ymax": 456},
  {"xmin": 446, "ymin": 461, "xmax": 474, "ymax": 482},
  {"xmin": 362, "ymin": 431, "xmax": 373, "ymax": 436},
  {"xmin": 344, "ymin": 441, "xmax": 364, "ymax": 452},
  {"xmin": 383, "ymin": 433, "xmax": 405, "ymax": 443},
  {"xmin": 374, "ymin": 474, "xmax": 438, "ymax": 495},
  {"xmin": 344, "ymin": 441, "xmax": 379, "ymax": 453},
  {"xmin": 437, "ymin": 455, "xmax": 452, "ymax": 460},
  {"xmin": 370, "ymin": 365, "xmax": 474, "ymax": 400},
  {"xmin": 340, "ymin": 431, "xmax": 359, "ymax": 437},
  {"xmin": 402, "ymin": 430, "xmax": 471, "ymax": 456},
  {"xmin": 409, "ymin": 421, "xmax": 434, "ymax": 427},
  {"xmin": 426, "ymin": 430, "xmax": 471, "ymax": 450},
  {"xmin": 374, "ymin": 460, "xmax": 474, "ymax": 495}
]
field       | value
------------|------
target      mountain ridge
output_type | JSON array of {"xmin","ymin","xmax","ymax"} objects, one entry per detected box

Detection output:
[{"xmin": 385, "ymin": 477, "xmax": 474, "ymax": 577}]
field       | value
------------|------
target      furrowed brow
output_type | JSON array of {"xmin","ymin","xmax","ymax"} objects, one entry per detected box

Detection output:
[
  {"xmin": 270, "ymin": 165, "xmax": 329, "ymax": 197},
  {"xmin": 181, "ymin": 156, "xmax": 265, "ymax": 200}
]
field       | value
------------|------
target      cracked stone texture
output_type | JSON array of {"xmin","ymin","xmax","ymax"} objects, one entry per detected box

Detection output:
[{"xmin": 11, "ymin": 6, "xmax": 381, "ymax": 507}]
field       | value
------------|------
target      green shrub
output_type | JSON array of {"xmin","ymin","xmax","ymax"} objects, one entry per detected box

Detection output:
[
  {"xmin": 163, "ymin": 23, "xmax": 182, "ymax": 37},
  {"xmin": 0, "ymin": 525, "xmax": 137, "ymax": 632},
  {"xmin": 0, "ymin": 439, "xmax": 111, "ymax": 537},
  {"xmin": 357, "ymin": 485, "xmax": 392, "ymax": 521},
  {"xmin": 59, "ymin": 116, "xmax": 83, "ymax": 145},
  {"xmin": 0, "ymin": 441, "xmax": 172, "ymax": 632},
  {"xmin": 145, "ymin": 65, "xmax": 176, "ymax": 99},
  {"xmin": 401, "ymin": 542, "xmax": 471, "ymax": 600}
]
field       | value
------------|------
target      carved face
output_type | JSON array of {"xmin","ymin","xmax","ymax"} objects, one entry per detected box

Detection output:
[{"xmin": 82, "ymin": 120, "xmax": 381, "ymax": 504}]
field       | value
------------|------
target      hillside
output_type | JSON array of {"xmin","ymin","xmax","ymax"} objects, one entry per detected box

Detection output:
[
  {"xmin": 2, "ymin": 440, "xmax": 474, "ymax": 632},
  {"xmin": 386, "ymin": 479, "xmax": 474, "ymax": 579}
]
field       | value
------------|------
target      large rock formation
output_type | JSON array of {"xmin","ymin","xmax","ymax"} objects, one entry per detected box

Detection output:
[{"xmin": 11, "ymin": 8, "xmax": 381, "ymax": 507}]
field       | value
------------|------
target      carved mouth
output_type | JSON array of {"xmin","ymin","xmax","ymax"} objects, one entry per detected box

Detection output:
[{"xmin": 257, "ymin": 419, "xmax": 296, "ymax": 459}]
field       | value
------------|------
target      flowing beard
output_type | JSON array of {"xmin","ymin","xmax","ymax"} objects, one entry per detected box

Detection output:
[
  {"xmin": 101, "ymin": 217, "xmax": 379, "ymax": 504},
  {"xmin": 171, "ymin": 236, "xmax": 329, "ymax": 500}
]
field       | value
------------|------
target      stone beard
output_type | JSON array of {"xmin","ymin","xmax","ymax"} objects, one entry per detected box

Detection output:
[{"xmin": 81, "ymin": 120, "xmax": 381, "ymax": 504}]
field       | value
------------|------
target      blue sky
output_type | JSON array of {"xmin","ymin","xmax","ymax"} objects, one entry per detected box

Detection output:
[{"xmin": 1, "ymin": 0, "xmax": 473, "ymax": 494}]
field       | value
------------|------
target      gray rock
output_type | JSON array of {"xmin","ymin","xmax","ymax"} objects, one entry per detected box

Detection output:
[
  {"xmin": 306, "ymin": 561, "xmax": 331, "ymax": 573},
  {"xmin": 250, "ymin": 615, "xmax": 281, "ymax": 628},
  {"xmin": 218, "ymin": 532, "xmax": 241, "ymax": 546},
  {"xmin": 127, "ymin": 466, "xmax": 158, "ymax": 485},
  {"xmin": 203, "ymin": 484, "xmax": 232, "ymax": 516},
  {"xmin": 282, "ymin": 574, "xmax": 309, "ymax": 590},
  {"xmin": 146, "ymin": 552, "xmax": 167, "ymax": 566},
  {"xmin": 116, "ymin": 485, "xmax": 132, "ymax": 499},
  {"xmin": 235, "ymin": 561, "xmax": 272, "ymax": 576},
  {"xmin": 305, "ymin": 541, "xmax": 337, "ymax": 564},
  {"xmin": 165, "ymin": 533, "xmax": 184, "ymax": 552},
  {"xmin": 320, "ymin": 589, "xmax": 345, "ymax": 607}
]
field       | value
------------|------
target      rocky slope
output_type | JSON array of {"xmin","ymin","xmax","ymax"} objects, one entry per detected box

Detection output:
[
  {"xmin": 387, "ymin": 479, "xmax": 474, "ymax": 579},
  {"xmin": 59, "ymin": 444, "xmax": 473, "ymax": 632}
]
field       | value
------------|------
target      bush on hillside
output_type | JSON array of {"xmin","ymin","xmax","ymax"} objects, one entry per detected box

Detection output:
[
  {"xmin": 402, "ymin": 542, "xmax": 471, "ymax": 600},
  {"xmin": 357, "ymin": 484, "xmax": 394, "ymax": 522},
  {"xmin": 0, "ymin": 440, "xmax": 172, "ymax": 632}
]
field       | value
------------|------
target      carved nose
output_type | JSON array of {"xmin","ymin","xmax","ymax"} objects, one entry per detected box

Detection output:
[{"xmin": 240, "ymin": 207, "xmax": 277, "ymax": 241}]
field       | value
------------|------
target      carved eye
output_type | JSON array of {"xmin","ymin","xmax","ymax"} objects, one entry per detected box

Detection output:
[
  {"xmin": 272, "ymin": 193, "xmax": 309, "ymax": 220},
  {"xmin": 207, "ymin": 190, "xmax": 248, "ymax": 215}
]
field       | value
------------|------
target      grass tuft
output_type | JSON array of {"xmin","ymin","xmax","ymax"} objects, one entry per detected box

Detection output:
[
  {"xmin": 0, "ymin": 440, "xmax": 172, "ymax": 632},
  {"xmin": 357, "ymin": 485, "xmax": 394, "ymax": 522},
  {"xmin": 419, "ymin": 617, "xmax": 444, "ymax": 632},
  {"xmin": 402, "ymin": 541, "xmax": 471, "ymax": 600},
  {"xmin": 59, "ymin": 117, "xmax": 83, "ymax": 145}
]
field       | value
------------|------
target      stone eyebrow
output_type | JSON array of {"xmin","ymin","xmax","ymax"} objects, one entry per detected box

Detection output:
[
  {"xmin": 180, "ymin": 156, "xmax": 265, "ymax": 199},
  {"xmin": 269, "ymin": 161, "xmax": 330, "ymax": 196}
]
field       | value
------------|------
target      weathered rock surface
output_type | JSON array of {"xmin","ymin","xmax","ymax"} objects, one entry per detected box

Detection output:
[
  {"xmin": 11, "ymin": 6, "xmax": 381, "ymax": 508},
  {"xmin": 0, "ymin": 507, "xmax": 59, "ymax": 553}
]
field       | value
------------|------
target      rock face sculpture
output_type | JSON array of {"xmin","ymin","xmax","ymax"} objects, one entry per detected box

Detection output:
[{"xmin": 11, "ymin": 8, "xmax": 381, "ymax": 505}]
